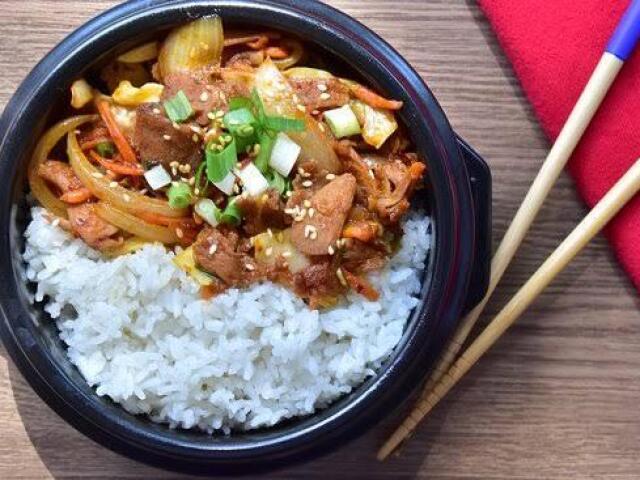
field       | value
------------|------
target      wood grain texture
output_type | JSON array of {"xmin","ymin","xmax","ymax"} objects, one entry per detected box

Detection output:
[{"xmin": 1, "ymin": 1, "xmax": 639, "ymax": 478}]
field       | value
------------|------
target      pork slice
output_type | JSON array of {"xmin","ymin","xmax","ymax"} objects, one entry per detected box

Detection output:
[
  {"xmin": 192, "ymin": 226, "xmax": 260, "ymax": 286},
  {"xmin": 133, "ymin": 103, "xmax": 202, "ymax": 174},
  {"xmin": 290, "ymin": 173, "xmax": 356, "ymax": 256},
  {"xmin": 67, "ymin": 204, "xmax": 120, "ymax": 250},
  {"xmin": 38, "ymin": 160, "xmax": 84, "ymax": 193},
  {"xmin": 289, "ymin": 77, "xmax": 350, "ymax": 111},
  {"xmin": 236, "ymin": 189, "xmax": 288, "ymax": 236}
]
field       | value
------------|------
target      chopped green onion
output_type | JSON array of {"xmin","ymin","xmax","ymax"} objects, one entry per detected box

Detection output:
[
  {"xmin": 167, "ymin": 182, "xmax": 193, "ymax": 209},
  {"xmin": 194, "ymin": 161, "xmax": 209, "ymax": 196},
  {"xmin": 218, "ymin": 197, "xmax": 242, "ymax": 225},
  {"xmin": 323, "ymin": 105, "xmax": 361, "ymax": 138},
  {"xmin": 206, "ymin": 137, "xmax": 237, "ymax": 183},
  {"xmin": 223, "ymin": 108, "xmax": 256, "ymax": 130},
  {"xmin": 251, "ymin": 88, "xmax": 266, "ymax": 122},
  {"xmin": 95, "ymin": 141, "xmax": 116, "ymax": 158},
  {"xmin": 266, "ymin": 169, "xmax": 287, "ymax": 195},
  {"xmin": 254, "ymin": 131, "xmax": 276, "ymax": 173},
  {"xmin": 229, "ymin": 96, "xmax": 253, "ymax": 111},
  {"xmin": 263, "ymin": 115, "xmax": 305, "ymax": 132},
  {"xmin": 163, "ymin": 90, "xmax": 193, "ymax": 123},
  {"xmin": 194, "ymin": 198, "xmax": 220, "ymax": 227}
]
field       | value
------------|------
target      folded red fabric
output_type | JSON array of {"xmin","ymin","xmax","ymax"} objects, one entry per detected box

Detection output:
[{"xmin": 477, "ymin": 0, "xmax": 640, "ymax": 291}]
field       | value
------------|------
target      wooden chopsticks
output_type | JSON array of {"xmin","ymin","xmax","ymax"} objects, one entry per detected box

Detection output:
[{"xmin": 378, "ymin": 0, "xmax": 640, "ymax": 460}]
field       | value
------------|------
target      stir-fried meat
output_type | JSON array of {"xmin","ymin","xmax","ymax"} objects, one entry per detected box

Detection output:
[
  {"xmin": 290, "ymin": 173, "xmax": 356, "ymax": 256},
  {"xmin": 225, "ymin": 50, "xmax": 265, "ymax": 69},
  {"xmin": 235, "ymin": 189, "xmax": 288, "ymax": 236},
  {"xmin": 67, "ymin": 204, "xmax": 120, "ymax": 250},
  {"xmin": 335, "ymin": 140, "xmax": 379, "ymax": 209},
  {"xmin": 293, "ymin": 260, "xmax": 345, "ymax": 309},
  {"xmin": 341, "ymin": 239, "xmax": 388, "ymax": 273},
  {"xmin": 101, "ymin": 62, "xmax": 152, "ymax": 93},
  {"xmin": 375, "ymin": 159, "xmax": 424, "ymax": 225},
  {"xmin": 78, "ymin": 122, "xmax": 110, "ymax": 149},
  {"xmin": 134, "ymin": 102, "xmax": 202, "ymax": 174},
  {"xmin": 289, "ymin": 77, "xmax": 350, "ymax": 111},
  {"xmin": 162, "ymin": 72, "xmax": 250, "ymax": 125},
  {"xmin": 38, "ymin": 160, "xmax": 84, "ymax": 194},
  {"xmin": 193, "ymin": 226, "xmax": 263, "ymax": 286}
]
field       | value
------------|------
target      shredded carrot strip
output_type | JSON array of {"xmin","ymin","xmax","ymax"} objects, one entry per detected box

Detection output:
[
  {"xmin": 409, "ymin": 161, "xmax": 426, "ymax": 181},
  {"xmin": 80, "ymin": 138, "xmax": 111, "ymax": 151},
  {"xmin": 351, "ymin": 84, "xmax": 403, "ymax": 111},
  {"xmin": 342, "ymin": 222, "xmax": 379, "ymax": 243},
  {"xmin": 264, "ymin": 46, "xmax": 288, "ymax": 59},
  {"xmin": 89, "ymin": 151, "xmax": 144, "ymax": 176},
  {"xmin": 342, "ymin": 269, "xmax": 380, "ymax": 301},
  {"xmin": 60, "ymin": 187, "xmax": 93, "ymax": 204},
  {"xmin": 96, "ymin": 100, "xmax": 139, "ymax": 165}
]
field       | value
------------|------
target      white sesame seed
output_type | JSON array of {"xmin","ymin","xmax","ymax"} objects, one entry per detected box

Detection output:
[
  {"xmin": 286, "ymin": 191, "xmax": 293, "ymax": 198},
  {"xmin": 317, "ymin": 83, "xmax": 328, "ymax": 92},
  {"xmin": 163, "ymin": 134, "xmax": 172, "ymax": 141},
  {"xmin": 267, "ymin": 228, "xmax": 273, "ymax": 238},
  {"xmin": 109, "ymin": 181, "xmax": 118, "ymax": 188},
  {"xmin": 192, "ymin": 134, "xmax": 199, "ymax": 143},
  {"xmin": 265, "ymin": 247, "xmax": 273, "ymax": 256},
  {"xmin": 245, "ymin": 263, "xmax": 255, "ymax": 271},
  {"xmin": 122, "ymin": 193, "xmax": 131, "ymax": 202},
  {"xmin": 326, "ymin": 173, "xmax": 336, "ymax": 180},
  {"xmin": 139, "ymin": 189, "xmax": 148, "ymax": 195},
  {"xmin": 308, "ymin": 208, "xmax": 315, "ymax": 218},
  {"xmin": 319, "ymin": 92, "xmax": 331, "ymax": 100},
  {"xmin": 188, "ymin": 177, "xmax": 196, "ymax": 186},
  {"xmin": 91, "ymin": 172, "xmax": 104, "ymax": 179},
  {"xmin": 200, "ymin": 91, "xmax": 209, "ymax": 102},
  {"xmin": 207, "ymin": 112, "xmax": 216, "ymax": 120},
  {"xmin": 368, "ymin": 169, "xmax": 375, "ymax": 179},
  {"xmin": 328, "ymin": 245, "xmax": 335, "ymax": 255},
  {"xmin": 303, "ymin": 200, "xmax": 311, "ymax": 208},
  {"xmin": 292, "ymin": 94, "xmax": 300, "ymax": 104},
  {"xmin": 51, "ymin": 218, "xmax": 60, "ymax": 228},
  {"xmin": 311, "ymin": 109, "xmax": 320, "ymax": 115},
  {"xmin": 176, "ymin": 228, "xmax": 184, "ymax": 239},
  {"xmin": 336, "ymin": 268, "xmax": 347, "ymax": 287},
  {"xmin": 282, "ymin": 251, "xmax": 292, "ymax": 258},
  {"xmin": 318, "ymin": 123, "xmax": 326, "ymax": 132},
  {"xmin": 208, "ymin": 243, "xmax": 218, "ymax": 255},
  {"xmin": 170, "ymin": 161, "xmax": 179, "ymax": 168},
  {"xmin": 296, "ymin": 104, "xmax": 306, "ymax": 113},
  {"xmin": 152, "ymin": 108, "xmax": 161, "ymax": 115},
  {"xmin": 302, "ymin": 180, "xmax": 313, "ymax": 188},
  {"xmin": 172, "ymin": 122, "xmax": 180, "ymax": 130}
]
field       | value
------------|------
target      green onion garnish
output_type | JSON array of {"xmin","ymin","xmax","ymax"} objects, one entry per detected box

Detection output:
[
  {"xmin": 163, "ymin": 90, "xmax": 194, "ymax": 123},
  {"xmin": 229, "ymin": 96, "xmax": 253, "ymax": 111},
  {"xmin": 223, "ymin": 108, "xmax": 257, "ymax": 130},
  {"xmin": 206, "ymin": 136, "xmax": 237, "ymax": 183},
  {"xmin": 266, "ymin": 170, "xmax": 287, "ymax": 195},
  {"xmin": 95, "ymin": 141, "xmax": 116, "ymax": 158},
  {"xmin": 218, "ymin": 197, "xmax": 242, "ymax": 225},
  {"xmin": 194, "ymin": 161, "xmax": 209, "ymax": 196},
  {"xmin": 254, "ymin": 131, "xmax": 276, "ymax": 173},
  {"xmin": 263, "ymin": 115, "xmax": 305, "ymax": 132},
  {"xmin": 167, "ymin": 182, "xmax": 193, "ymax": 209}
]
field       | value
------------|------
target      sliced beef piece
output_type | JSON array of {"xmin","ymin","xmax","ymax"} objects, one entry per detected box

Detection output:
[
  {"xmin": 236, "ymin": 189, "xmax": 288, "ymax": 236},
  {"xmin": 67, "ymin": 204, "xmax": 120, "ymax": 250},
  {"xmin": 193, "ymin": 226, "xmax": 263, "ymax": 286},
  {"xmin": 162, "ymin": 73, "xmax": 251, "ymax": 125},
  {"xmin": 38, "ymin": 160, "xmax": 84, "ymax": 194},
  {"xmin": 290, "ymin": 173, "xmax": 356, "ymax": 256},
  {"xmin": 293, "ymin": 260, "xmax": 345, "ymax": 309},
  {"xmin": 78, "ymin": 122, "xmax": 110, "ymax": 150},
  {"xmin": 289, "ymin": 77, "xmax": 350, "ymax": 111},
  {"xmin": 133, "ymin": 103, "xmax": 202, "ymax": 175},
  {"xmin": 341, "ymin": 239, "xmax": 389, "ymax": 273}
]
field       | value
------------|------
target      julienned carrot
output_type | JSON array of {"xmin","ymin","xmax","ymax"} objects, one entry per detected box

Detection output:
[
  {"xmin": 89, "ymin": 151, "xmax": 144, "ymax": 176},
  {"xmin": 60, "ymin": 187, "xmax": 93, "ymax": 204},
  {"xmin": 409, "ymin": 161, "xmax": 427, "ymax": 181},
  {"xmin": 342, "ymin": 221, "xmax": 379, "ymax": 243},
  {"xmin": 80, "ymin": 137, "xmax": 111, "ymax": 151},
  {"xmin": 265, "ymin": 46, "xmax": 288, "ymax": 59},
  {"xmin": 342, "ymin": 269, "xmax": 380, "ymax": 301},
  {"xmin": 350, "ymin": 84, "xmax": 403, "ymax": 111},
  {"xmin": 96, "ymin": 100, "xmax": 139, "ymax": 165}
]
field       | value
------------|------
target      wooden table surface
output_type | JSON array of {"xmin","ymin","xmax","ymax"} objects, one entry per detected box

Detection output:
[{"xmin": 1, "ymin": 1, "xmax": 639, "ymax": 478}]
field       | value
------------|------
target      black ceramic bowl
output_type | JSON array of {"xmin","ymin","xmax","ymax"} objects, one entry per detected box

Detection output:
[{"xmin": 0, "ymin": 0, "xmax": 491, "ymax": 475}]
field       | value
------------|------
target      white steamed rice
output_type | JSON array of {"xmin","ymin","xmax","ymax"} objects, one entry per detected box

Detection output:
[{"xmin": 22, "ymin": 206, "xmax": 431, "ymax": 432}]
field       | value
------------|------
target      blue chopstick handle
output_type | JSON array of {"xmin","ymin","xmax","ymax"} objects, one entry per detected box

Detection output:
[{"xmin": 606, "ymin": 0, "xmax": 640, "ymax": 60}]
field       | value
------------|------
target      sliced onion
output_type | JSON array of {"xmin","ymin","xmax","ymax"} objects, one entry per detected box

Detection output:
[
  {"xmin": 67, "ymin": 131, "xmax": 187, "ymax": 218},
  {"xmin": 157, "ymin": 17, "xmax": 224, "ymax": 79},
  {"xmin": 94, "ymin": 202, "xmax": 180, "ymax": 244},
  {"xmin": 102, "ymin": 236, "xmax": 151, "ymax": 258},
  {"xmin": 28, "ymin": 115, "xmax": 98, "ymax": 219},
  {"xmin": 117, "ymin": 41, "xmax": 159, "ymax": 64},
  {"xmin": 144, "ymin": 164, "xmax": 172, "ymax": 190},
  {"xmin": 213, "ymin": 171, "xmax": 236, "ymax": 195},
  {"xmin": 70, "ymin": 79, "xmax": 94, "ymax": 109},
  {"xmin": 112, "ymin": 81, "xmax": 164, "ymax": 107},
  {"xmin": 283, "ymin": 67, "xmax": 334, "ymax": 81},
  {"xmin": 269, "ymin": 132, "xmax": 300, "ymax": 176},
  {"xmin": 272, "ymin": 40, "xmax": 304, "ymax": 70}
]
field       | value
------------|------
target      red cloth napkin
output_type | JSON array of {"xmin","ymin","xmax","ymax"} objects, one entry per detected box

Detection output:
[{"xmin": 477, "ymin": 0, "xmax": 640, "ymax": 291}]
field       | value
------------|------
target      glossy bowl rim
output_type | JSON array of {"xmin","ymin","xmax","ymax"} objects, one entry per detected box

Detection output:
[{"xmin": 0, "ymin": 0, "xmax": 477, "ymax": 473}]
